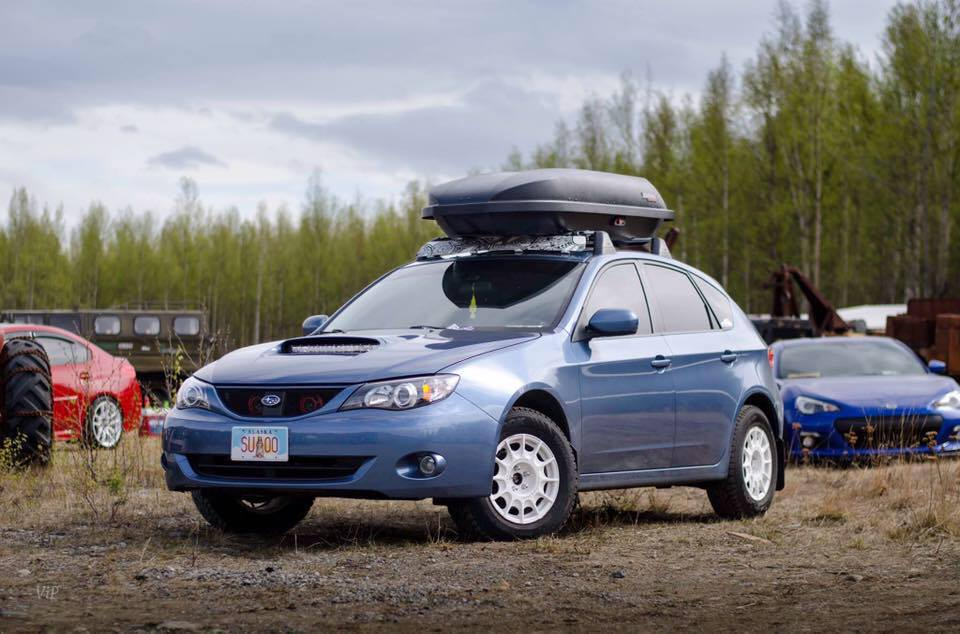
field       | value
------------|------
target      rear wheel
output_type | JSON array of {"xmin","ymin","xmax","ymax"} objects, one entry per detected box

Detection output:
[
  {"xmin": 0, "ymin": 338, "xmax": 53, "ymax": 467},
  {"xmin": 707, "ymin": 405, "xmax": 777, "ymax": 519},
  {"xmin": 191, "ymin": 490, "xmax": 314, "ymax": 534},
  {"xmin": 448, "ymin": 407, "xmax": 578, "ymax": 540}
]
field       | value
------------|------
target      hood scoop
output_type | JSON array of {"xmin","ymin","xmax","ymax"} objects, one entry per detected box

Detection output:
[{"xmin": 279, "ymin": 336, "xmax": 380, "ymax": 355}]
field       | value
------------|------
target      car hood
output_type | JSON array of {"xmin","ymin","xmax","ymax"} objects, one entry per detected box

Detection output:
[
  {"xmin": 195, "ymin": 329, "xmax": 538, "ymax": 386},
  {"xmin": 780, "ymin": 374, "xmax": 959, "ymax": 410}
]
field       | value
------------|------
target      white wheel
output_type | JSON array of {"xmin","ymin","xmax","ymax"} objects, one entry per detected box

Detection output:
[
  {"xmin": 489, "ymin": 433, "xmax": 560, "ymax": 525},
  {"xmin": 87, "ymin": 398, "xmax": 123, "ymax": 449},
  {"xmin": 741, "ymin": 426, "xmax": 773, "ymax": 501}
]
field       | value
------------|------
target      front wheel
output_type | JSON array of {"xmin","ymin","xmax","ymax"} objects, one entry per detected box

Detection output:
[
  {"xmin": 448, "ymin": 407, "xmax": 578, "ymax": 540},
  {"xmin": 84, "ymin": 396, "xmax": 124, "ymax": 449},
  {"xmin": 191, "ymin": 490, "xmax": 314, "ymax": 534},
  {"xmin": 707, "ymin": 405, "xmax": 777, "ymax": 519}
]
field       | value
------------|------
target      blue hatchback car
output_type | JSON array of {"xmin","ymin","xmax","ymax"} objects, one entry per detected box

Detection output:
[
  {"xmin": 162, "ymin": 169, "xmax": 785, "ymax": 540},
  {"xmin": 774, "ymin": 336, "xmax": 960, "ymax": 461}
]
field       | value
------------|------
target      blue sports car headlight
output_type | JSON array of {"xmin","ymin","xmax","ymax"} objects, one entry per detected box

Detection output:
[
  {"xmin": 794, "ymin": 396, "xmax": 839, "ymax": 415},
  {"xmin": 340, "ymin": 375, "xmax": 459, "ymax": 411},
  {"xmin": 934, "ymin": 390, "xmax": 960, "ymax": 410}
]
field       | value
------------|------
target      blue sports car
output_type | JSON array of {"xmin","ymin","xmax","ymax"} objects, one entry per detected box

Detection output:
[
  {"xmin": 773, "ymin": 336, "xmax": 960, "ymax": 461},
  {"xmin": 162, "ymin": 169, "xmax": 785, "ymax": 540}
]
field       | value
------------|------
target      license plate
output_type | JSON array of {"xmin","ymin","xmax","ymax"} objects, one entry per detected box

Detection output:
[{"xmin": 231, "ymin": 426, "xmax": 288, "ymax": 462}]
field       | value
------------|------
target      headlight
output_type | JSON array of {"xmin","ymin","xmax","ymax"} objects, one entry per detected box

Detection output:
[
  {"xmin": 934, "ymin": 390, "xmax": 960, "ymax": 410},
  {"xmin": 176, "ymin": 377, "xmax": 211, "ymax": 410},
  {"xmin": 340, "ymin": 375, "xmax": 459, "ymax": 411},
  {"xmin": 795, "ymin": 395, "xmax": 839, "ymax": 415}
]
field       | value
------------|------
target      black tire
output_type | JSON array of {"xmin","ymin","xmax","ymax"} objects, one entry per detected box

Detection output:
[
  {"xmin": 0, "ymin": 338, "xmax": 53, "ymax": 467},
  {"xmin": 82, "ymin": 396, "xmax": 124, "ymax": 449},
  {"xmin": 191, "ymin": 490, "xmax": 314, "ymax": 534},
  {"xmin": 447, "ymin": 407, "xmax": 578, "ymax": 541},
  {"xmin": 707, "ymin": 405, "xmax": 777, "ymax": 519}
]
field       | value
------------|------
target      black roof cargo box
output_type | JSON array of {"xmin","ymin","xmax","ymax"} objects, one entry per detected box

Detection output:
[{"xmin": 423, "ymin": 168, "xmax": 673, "ymax": 244}]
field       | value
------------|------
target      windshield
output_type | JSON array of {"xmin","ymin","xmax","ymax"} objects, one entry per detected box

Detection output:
[
  {"xmin": 778, "ymin": 340, "xmax": 926, "ymax": 379},
  {"xmin": 324, "ymin": 257, "xmax": 584, "ymax": 332}
]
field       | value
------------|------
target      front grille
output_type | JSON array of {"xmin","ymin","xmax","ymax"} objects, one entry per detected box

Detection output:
[
  {"xmin": 217, "ymin": 387, "xmax": 343, "ymax": 418},
  {"xmin": 188, "ymin": 454, "xmax": 367, "ymax": 480},
  {"xmin": 834, "ymin": 415, "xmax": 943, "ymax": 449}
]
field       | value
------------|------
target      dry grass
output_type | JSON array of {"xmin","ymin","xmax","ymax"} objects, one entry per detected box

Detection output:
[
  {"xmin": 2, "ymin": 437, "xmax": 959, "ymax": 543},
  {"xmin": 2, "ymin": 441, "xmax": 960, "ymax": 631}
]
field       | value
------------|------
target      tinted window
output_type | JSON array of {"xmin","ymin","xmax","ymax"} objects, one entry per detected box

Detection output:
[
  {"xmin": 644, "ymin": 265, "xmax": 712, "ymax": 333},
  {"xmin": 778, "ymin": 340, "xmax": 925, "ymax": 379},
  {"xmin": 580, "ymin": 263, "xmax": 652, "ymax": 335},
  {"xmin": 325, "ymin": 258, "xmax": 584, "ymax": 332},
  {"xmin": 693, "ymin": 276, "xmax": 734, "ymax": 329},
  {"xmin": 94, "ymin": 315, "xmax": 121, "ymax": 335},
  {"xmin": 36, "ymin": 336, "xmax": 89, "ymax": 366},
  {"xmin": 134, "ymin": 316, "xmax": 160, "ymax": 336},
  {"xmin": 173, "ymin": 316, "xmax": 200, "ymax": 336},
  {"xmin": 48, "ymin": 314, "xmax": 82, "ymax": 334}
]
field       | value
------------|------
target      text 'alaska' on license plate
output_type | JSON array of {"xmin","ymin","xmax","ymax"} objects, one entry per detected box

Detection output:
[{"xmin": 231, "ymin": 426, "xmax": 289, "ymax": 462}]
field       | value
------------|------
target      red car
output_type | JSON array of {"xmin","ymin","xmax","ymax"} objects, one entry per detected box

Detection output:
[{"xmin": 0, "ymin": 324, "xmax": 141, "ymax": 448}]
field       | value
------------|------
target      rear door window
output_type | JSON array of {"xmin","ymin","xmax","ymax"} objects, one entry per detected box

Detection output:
[
  {"xmin": 134, "ymin": 316, "xmax": 161, "ymax": 336},
  {"xmin": 643, "ymin": 265, "xmax": 713, "ymax": 333},
  {"xmin": 579, "ymin": 263, "xmax": 652, "ymax": 336}
]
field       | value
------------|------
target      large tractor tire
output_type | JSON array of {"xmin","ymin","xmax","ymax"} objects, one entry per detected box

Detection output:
[{"xmin": 0, "ymin": 338, "xmax": 53, "ymax": 467}]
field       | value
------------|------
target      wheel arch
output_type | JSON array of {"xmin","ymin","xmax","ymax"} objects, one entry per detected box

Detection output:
[
  {"xmin": 509, "ymin": 389, "xmax": 571, "ymax": 443},
  {"xmin": 739, "ymin": 388, "xmax": 786, "ymax": 491}
]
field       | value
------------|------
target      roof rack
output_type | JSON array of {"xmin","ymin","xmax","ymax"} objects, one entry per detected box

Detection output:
[{"xmin": 416, "ymin": 231, "xmax": 616, "ymax": 261}]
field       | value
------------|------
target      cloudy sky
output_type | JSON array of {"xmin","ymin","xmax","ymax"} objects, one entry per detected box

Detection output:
[{"xmin": 0, "ymin": 0, "xmax": 898, "ymax": 224}]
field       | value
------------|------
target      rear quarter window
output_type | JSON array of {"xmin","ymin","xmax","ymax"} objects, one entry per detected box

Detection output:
[{"xmin": 693, "ymin": 276, "xmax": 734, "ymax": 329}]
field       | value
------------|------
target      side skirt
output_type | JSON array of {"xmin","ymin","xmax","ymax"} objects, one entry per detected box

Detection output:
[{"xmin": 579, "ymin": 462, "xmax": 727, "ymax": 492}]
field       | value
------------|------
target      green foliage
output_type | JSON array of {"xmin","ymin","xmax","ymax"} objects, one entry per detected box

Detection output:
[
  {"xmin": 2, "ymin": 1, "xmax": 958, "ymax": 324},
  {"xmin": 512, "ymin": 0, "xmax": 960, "ymax": 310},
  {"xmin": 0, "ymin": 176, "xmax": 439, "ymax": 348}
]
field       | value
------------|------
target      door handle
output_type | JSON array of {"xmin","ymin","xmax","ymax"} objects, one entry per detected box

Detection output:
[
  {"xmin": 79, "ymin": 370, "xmax": 91, "ymax": 380},
  {"xmin": 650, "ymin": 356, "xmax": 671, "ymax": 370},
  {"xmin": 720, "ymin": 350, "xmax": 738, "ymax": 364}
]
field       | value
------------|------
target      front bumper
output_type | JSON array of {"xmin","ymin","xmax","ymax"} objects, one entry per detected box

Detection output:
[
  {"xmin": 161, "ymin": 393, "xmax": 499, "ymax": 499},
  {"xmin": 786, "ymin": 408, "xmax": 960, "ymax": 459}
]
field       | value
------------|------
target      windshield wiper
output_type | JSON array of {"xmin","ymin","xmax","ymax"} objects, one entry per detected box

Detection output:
[{"xmin": 408, "ymin": 324, "xmax": 447, "ymax": 330}]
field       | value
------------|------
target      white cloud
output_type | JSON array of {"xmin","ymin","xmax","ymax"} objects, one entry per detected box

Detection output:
[{"xmin": 0, "ymin": 0, "xmax": 900, "ymax": 225}]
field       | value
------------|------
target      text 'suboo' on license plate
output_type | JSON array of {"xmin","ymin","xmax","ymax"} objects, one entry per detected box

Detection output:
[{"xmin": 231, "ymin": 426, "xmax": 289, "ymax": 462}]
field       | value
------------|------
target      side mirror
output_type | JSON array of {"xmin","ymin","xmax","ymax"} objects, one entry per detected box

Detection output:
[
  {"xmin": 302, "ymin": 314, "xmax": 329, "ymax": 336},
  {"xmin": 586, "ymin": 308, "xmax": 638, "ymax": 338},
  {"xmin": 929, "ymin": 359, "xmax": 947, "ymax": 375}
]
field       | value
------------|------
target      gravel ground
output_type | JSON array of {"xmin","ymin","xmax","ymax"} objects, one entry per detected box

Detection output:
[{"xmin": 1, "ymin": 444, "xmax": 959, "ymax": 632}]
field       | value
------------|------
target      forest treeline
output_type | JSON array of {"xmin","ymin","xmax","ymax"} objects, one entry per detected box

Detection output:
[
  {"xmin": 508, "ymin": 0, "xmax": 960, "ymax": 312},
  {"xmin": 1, "ymin": 178, "xmax": 439, "ymax": 346},
  {"xmin": 1, "ymin": 0, "xmax": 959, "ymax": 345}
]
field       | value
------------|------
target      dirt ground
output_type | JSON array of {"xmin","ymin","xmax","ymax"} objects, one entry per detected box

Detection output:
[{"xmin": 1, "ymin": 438, "xmax": 959, "ymax": 632}]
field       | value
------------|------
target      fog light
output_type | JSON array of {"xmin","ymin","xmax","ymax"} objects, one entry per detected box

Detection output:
[
  {"xmin": 800, "ymin": 432, "xmax": 821, "ymax": 449},
  {"xmin": 419, "ymin": 454, "xmax": 438, "ymax": 475}
]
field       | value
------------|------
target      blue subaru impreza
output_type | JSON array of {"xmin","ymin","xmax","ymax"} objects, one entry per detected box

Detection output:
[{"xmin": 162, "ymin": 169, "xmax": 784, "ymax": 540}]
